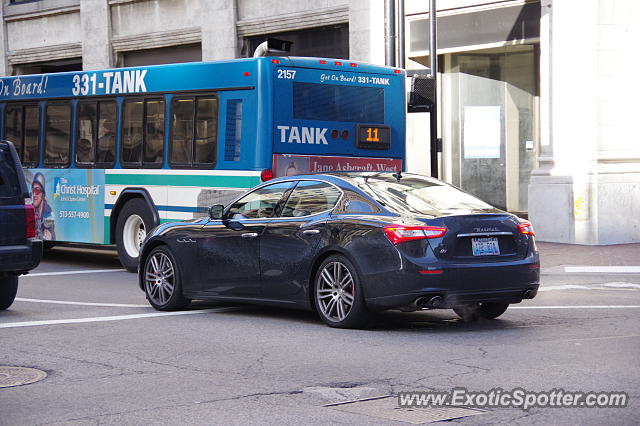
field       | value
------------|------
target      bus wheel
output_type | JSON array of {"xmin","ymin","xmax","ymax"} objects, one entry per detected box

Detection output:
[{"xmin": 116, "ymin": 199, "xmax": 155, "ymax": 273}]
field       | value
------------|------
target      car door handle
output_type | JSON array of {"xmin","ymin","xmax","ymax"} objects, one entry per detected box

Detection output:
[
  {"xmin": 302, "ymin": 229, "xmax": 320, "ymax": 235},
  {"xmin": 241, "ymin": 232, "xmax": 259, "ymax": 239}
]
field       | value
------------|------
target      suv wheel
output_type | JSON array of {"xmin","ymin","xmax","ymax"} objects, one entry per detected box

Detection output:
[{"xmin": 0, "ymin": 275, "xmax": 19, "ymax": 310}]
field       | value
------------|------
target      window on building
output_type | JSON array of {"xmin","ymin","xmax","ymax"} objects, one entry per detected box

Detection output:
[
  {"xmin": 121, "ymin": 44, "xmax": 202, "ymax": 67},
  {"xmin": 244, "ymin": 24, "xmax": 348, "ymax": 59}
]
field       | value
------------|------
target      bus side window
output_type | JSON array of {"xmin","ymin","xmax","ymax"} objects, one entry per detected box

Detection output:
[
  {"xmin": 44, "ymin": 102, "xmax": 71, "ymax": 167},
  {"xmin": 143, "ymin": 99, "xmax": 165, "ymax": 166},
  {"xmin": 170, "ymin": 95, "xmax": 217, "ymax": 168},
  {"xmin": 194, "ymin": 97, "xmax": 217, "ymax": 165},
  {"xmin": 23, "ymin": 105, "xmax": 40, "ymax": 167},
  {"xmin": 122, "ymin": 98, "xmax": 165, "ymax": 167},
  {"xmin": 122, "ymin": 99, "xmax": 144, "ymax": 165},
  {"xmin": 171, "ymin": 98, "xmax": 194, "ymax": 165},
  {"xmin": 4, "ymin": 105, "xmax": 23, "ymax": 159},
  {"xmin": 97, "ymin": 101, "xmax": 117, "ymax": 165},
  {"xmin": 76, "ymin": 102, "xmax": 97, "ymax": 166}
]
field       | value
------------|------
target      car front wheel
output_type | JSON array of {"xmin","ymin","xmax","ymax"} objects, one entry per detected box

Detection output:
[
  {"xmin": 314, "ymin": 255, "xmax": 373, "ymax": 329},
  {"xmin": 143, "ymin": 246, "xmax": 190, "ymax": 311}
]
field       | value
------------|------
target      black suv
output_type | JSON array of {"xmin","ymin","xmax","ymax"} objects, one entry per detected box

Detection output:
[{"xmin": 0, "ymin": 140, "xmax": 42, "ymax": 310}]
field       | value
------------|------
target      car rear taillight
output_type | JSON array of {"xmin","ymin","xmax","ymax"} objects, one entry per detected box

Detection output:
[
  {"xmin": 383, "ymin": 224, "xmax": 446, "ymax": 245},
  {"xmin": 518, "ymin": 221, "xmax": 535, "ymax": 235},
  {"xmin": 24, "ymin": 204, "xmax": 36, "ymax": 238},
  {"xmin": 260, "ymin": 169, "xmax": 274, "ymax": 182}
]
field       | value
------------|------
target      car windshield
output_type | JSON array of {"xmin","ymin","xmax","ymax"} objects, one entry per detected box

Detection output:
[{"xmin": 350, "ymin": 174, "xmax": 496, "ymax": 216}]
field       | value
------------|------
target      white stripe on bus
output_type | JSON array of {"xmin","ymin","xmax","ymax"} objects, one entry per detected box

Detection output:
[{"xmin": 104, "ymin": 169, "xmax": 261, "ymax": 176}]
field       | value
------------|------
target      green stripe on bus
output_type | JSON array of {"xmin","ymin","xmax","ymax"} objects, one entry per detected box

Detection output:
[{"xmin": 105, "ymin": 174, "xmax": 260, "ymax": 188}]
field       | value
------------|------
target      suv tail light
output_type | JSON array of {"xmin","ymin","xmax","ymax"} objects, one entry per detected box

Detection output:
[
  {"xmin": 518, "ymin": 221, "xmax": 535, "ymax": 235},
  {"xmin": 383, "ymin": 224, "xmax": 446, "ymax": 245},
  {"xmin": 24, "ymin": 204, "xmax": 36, "ymax": 238}
]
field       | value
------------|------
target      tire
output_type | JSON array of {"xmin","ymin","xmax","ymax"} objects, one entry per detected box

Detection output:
[
  {"xmin": 314, "ymin": 255, "xmax": 374, "ymax": 329},
  {"xmin": 453, "ymin": 302, "xmax": 509, "ymax": 321},
  {"xmin": 0, "ymin": 275, "xmax": 19, "ymax": 310},
  {"xmin": 142, "ymin": 246, "xmax": 191, "ymax": 311},
  {"xmin": 116, "ymin": 198, "xmax": 156, "ymax": 273}
]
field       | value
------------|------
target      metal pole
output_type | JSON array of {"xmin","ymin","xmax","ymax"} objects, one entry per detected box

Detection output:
[
  {"xmin": 397, "ymin": 0, "xmax": 405, "ymax": 69},
  {"xmin": 429, "ymin": 0, "xmax": 438, "ymax": 178},
  {"xmin": 385, "ymin": 0, "xmax": 396, "ymax": 67}
]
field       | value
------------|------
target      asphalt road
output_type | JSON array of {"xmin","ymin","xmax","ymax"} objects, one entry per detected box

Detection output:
[{"xmin": 1, "ymin": 246, "xmax": 639, "ymax": 425}]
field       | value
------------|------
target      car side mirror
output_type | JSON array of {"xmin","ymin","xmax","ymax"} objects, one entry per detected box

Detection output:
[{"xmin": 208, "ymin": 204, "xmax": 224, "ymax": 220}]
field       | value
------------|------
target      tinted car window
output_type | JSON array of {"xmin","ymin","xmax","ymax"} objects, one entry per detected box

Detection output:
[
  {"xmin": 227, "ymin": 182, "xmax": 294, "ymax": 219},
  {"xmin": 281, "ymin": 181, "xmax": 341, "ymax": 217},
  {"xmin": 354, "ymin": 174, "xmax": 495, "ymax": 215},
  {"xmin": 0, "ymin": 147, "xmax": 20, "ymax": 200}
]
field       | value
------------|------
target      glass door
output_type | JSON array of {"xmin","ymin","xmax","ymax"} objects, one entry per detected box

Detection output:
[{"xmin": 444, "ymin": 45, "xmax": 538, "ymax": 213}]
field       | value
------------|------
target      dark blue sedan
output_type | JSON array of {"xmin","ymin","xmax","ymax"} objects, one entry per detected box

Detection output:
[{"xmin": 138, "ymin": 173, "xmax": 539, "ymax": 328}]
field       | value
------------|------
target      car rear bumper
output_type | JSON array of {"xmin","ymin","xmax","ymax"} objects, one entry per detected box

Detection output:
[
  {"xmin": 366, "ymin": 285, "xmax": 539, "ymax": 311},
  {"xmin": 362, "ymin": 258, "xmax": 540, "ymax": 311},
  {"xmin": 0, "ymin": 239, "xmax": 43, "ymax": 276}
]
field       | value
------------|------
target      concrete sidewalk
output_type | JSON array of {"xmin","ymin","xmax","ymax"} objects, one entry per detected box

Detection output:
[{"xmin": 537, "ymin": 241, "xmax": 640, "ymax": 273}]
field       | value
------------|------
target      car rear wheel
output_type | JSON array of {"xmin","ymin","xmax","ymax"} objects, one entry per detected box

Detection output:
[
  {"xmin": 143, "ymin": 246, "xmax": 190, "ymax": 311},
  {"xmin": 116, "ymin": 199, "xmax": 155, "ymax": 273},
  {"xmin": 453, "ymin": 302, "xmax": 509, "ymax": 321},
  {"xmin": 314, "ymin": 255, "xmax": 374, "ymax": 329},
  {"xmin": 0, "ymin": 275, "xmax": 19, "ymax": 310}
]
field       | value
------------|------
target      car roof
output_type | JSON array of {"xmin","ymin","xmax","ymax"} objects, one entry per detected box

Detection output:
[{"xmin": 269, "ymin": 172, "xmax": 442, "ymax": 187}]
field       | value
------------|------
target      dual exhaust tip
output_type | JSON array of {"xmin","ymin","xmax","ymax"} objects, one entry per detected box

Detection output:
[
  {"xmin": 414, "ymin": 295, "xmax": 443, "ymax": 310},
  {"xmin": 411, "ymin": 288, "xmax": 536, "ymax": 311}
]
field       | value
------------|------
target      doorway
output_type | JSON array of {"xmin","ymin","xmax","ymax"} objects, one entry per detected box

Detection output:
[{"xmin": 443, "ymin": 44, "xmax": 539, "ymax": 213}]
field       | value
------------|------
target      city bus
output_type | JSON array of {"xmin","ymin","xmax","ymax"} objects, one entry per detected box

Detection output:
[{"xmin": 0, "ymin": 57, "xmax": 406, "ymax": 271}]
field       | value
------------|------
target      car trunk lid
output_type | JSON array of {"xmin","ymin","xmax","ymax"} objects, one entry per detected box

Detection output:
[{"xmin": 416, "ymin": 213, "xmax": 529, "ymax": 261}]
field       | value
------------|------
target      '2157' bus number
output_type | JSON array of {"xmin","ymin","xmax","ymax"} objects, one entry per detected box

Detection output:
[{"xmin": 277, "ymin": 69, "xmax": 296, "ymax": 80}]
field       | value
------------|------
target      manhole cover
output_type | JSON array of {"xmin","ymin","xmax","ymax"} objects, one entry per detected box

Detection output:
[
  {"xmin": 0, "ymin": 366, "xmax": 47, "ymax": 388},
  {"xmin": 328, "ymin": 396, "xmax": 485, "ymax": 424}
]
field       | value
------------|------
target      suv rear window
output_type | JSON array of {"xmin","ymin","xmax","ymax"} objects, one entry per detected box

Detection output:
[{"xmin": 0, "ymin": 145, "xmax": 21, "ymax": 201}]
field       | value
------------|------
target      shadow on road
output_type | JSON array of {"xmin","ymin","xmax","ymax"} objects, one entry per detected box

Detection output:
[
  {"xmin": 185, "ymin": 300, "xmax": 525, "ymax": 333},
  {"xmin": 42, "ymin": 245, "xmax": 121, "ymax": 268}
]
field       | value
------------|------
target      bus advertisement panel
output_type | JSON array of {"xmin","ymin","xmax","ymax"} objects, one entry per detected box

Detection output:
[{"xmin": 23, "ymin": 169, "xmax": 105, "ymax": 243}]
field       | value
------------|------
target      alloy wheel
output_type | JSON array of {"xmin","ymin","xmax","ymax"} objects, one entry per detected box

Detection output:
[
  {"xmin": 144, "ymin": 251, "xmax": 175, "ymax": 306},
  {"xmin": 316, "ymin": 261, "xmax": 355, "ymax": 322}
]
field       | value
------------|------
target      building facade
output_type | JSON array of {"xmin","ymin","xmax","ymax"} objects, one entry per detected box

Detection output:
[{"xmin": 1, "ymin": 0, "xmax": 638, "ymax": 244}]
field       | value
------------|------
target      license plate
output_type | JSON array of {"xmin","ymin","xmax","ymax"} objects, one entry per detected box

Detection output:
[{"xmin": 471, "ymin": 237, "xmax": 500, "ymax": 256}]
